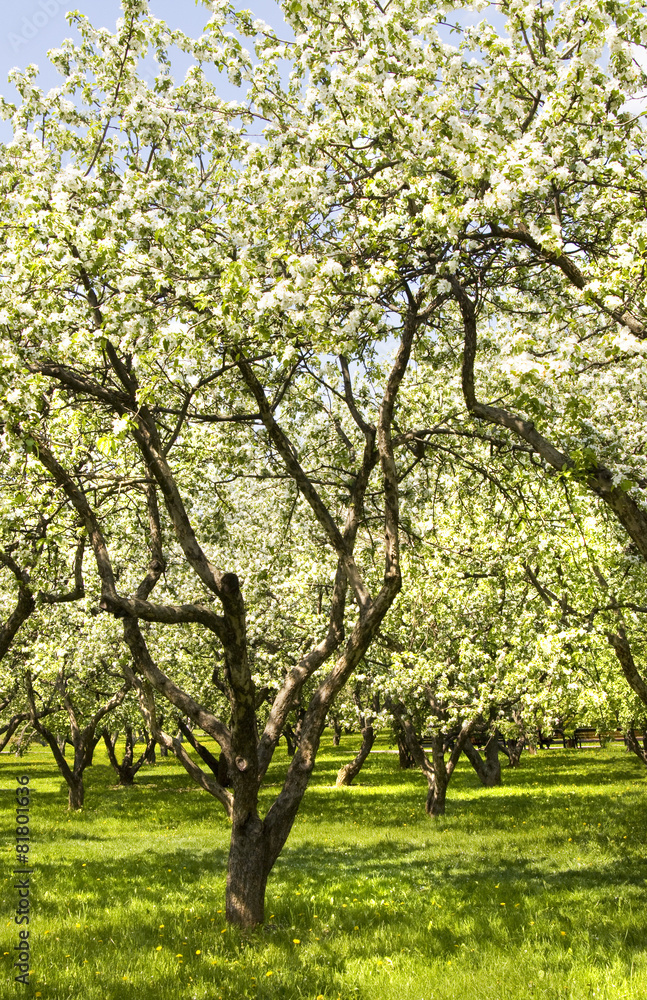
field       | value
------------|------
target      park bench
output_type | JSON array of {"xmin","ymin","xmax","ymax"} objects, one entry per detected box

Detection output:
[
  {"xmin": 600, "ymin": 729, "xmax": 645, "ymax": 746},
  {"xmin": 539, "ymin": 728, "xmax": 646, "ymax": 748}
]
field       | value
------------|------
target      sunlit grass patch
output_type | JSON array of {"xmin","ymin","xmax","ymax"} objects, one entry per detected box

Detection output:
[{"xmin": 1, "ymin": 736, "xmax": 646, "ymax": 999}]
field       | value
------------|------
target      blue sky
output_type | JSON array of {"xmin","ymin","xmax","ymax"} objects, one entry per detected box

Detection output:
[{"xmin": 0, "ymin": 0, "xmax": 288, "ymax": 95}]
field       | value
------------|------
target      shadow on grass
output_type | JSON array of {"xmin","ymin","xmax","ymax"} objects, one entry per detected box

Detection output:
[{"xmin": 4, "ymin": 744, "xmax": 647, "ymax": 999}]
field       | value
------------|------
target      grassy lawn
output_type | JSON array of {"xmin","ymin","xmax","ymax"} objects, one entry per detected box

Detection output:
[{"xmin": 1, "ymin": 735, "xmax": 646, "ymax": 1000}]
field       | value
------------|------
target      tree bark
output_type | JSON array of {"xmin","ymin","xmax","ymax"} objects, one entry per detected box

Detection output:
[
  {"xmin": 391, "ymin": 705, "xmax": 474, "ymax": 817},
  {"xmin": 502, "ymin": 735, "xmax": 525, "ymax": 768},
  {"xmin": 391, "ymin": 717, "xmax": 414, "ymax": 768},
  {"xmin": 426, "ymin": 772, "xmax": 448, "ymax": 816},
  {"xmin": 463, "ymin": 734, "xmax": 502, "ymax": 787},
  {"xmin": 68, "ymin": 776, "xmax": 85, "ymax": 810},
  {"xmin": 608, "ymin": 630, "xmax": 647, "ymax": 708},
  {"xmin": 283, "ymin": 722, "xmax": 298, "ymax": 757},
  {"xmin": 225, "ymin": 816, "xmax": 270, "ymax": 927},
  {"xmin": 336, "ymin": 725, "xmax": 375, "ymax": 786},
  {"xmin": 103, "ymin": 725, "xmax": 156, "ymax": 785},
  {"xmin": 30, "ymin": 300, "xmax": 421, "ymax": 924},
  {"xmin": 0, "ymin": 715, "xmax": 27, "ymax": 753},
  {"xmin": 624, "ymin": 727, "xmax": 647, "ymax": 767}
]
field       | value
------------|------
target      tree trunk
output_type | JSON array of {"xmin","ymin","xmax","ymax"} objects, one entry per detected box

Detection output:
[
  {"xmin": 217, "ymin": 752, "xmax": 231, "ymax": 787},
  {"xmin": 624, "ymin": 727, "xmax": 647, "ymax": 767},
  {"xmin": 331, "ymin": 716, "xmax": 342, "ymax": 746},
  {"xmin": 225, "ymin": 816, "xmax": 270, "ymax": 927},
  {"xmin": 11, "ymin": 722, "xmax": 31, "ymax": 756},
  {"xmin": 504, "ymin": 735, "xmax": 526, "ymax": 768},
  {"xmin": 426, "ymin": 773, "xmax": 447, "ymax": 816},
  {"xmin": 391, "ymin": 710, "xmax": 474, "ymax": 818},
  {"xmin": 336, "ymin": 725, "xmax": 374, "ymax": 786},
  {"xmin": 0, "ymin": 715, "xmax": 26, "ymax": 753},
  {"xmin": 391, "ymin": 718, "xmax": 414, "ymax": 768},
  {"xmin": 283, "ymin": 722, "xmax": 298, "ymax": 757},
  {"xmin": 68, "ymin": 776, "xmax": 84, "ymax": 810},
  {"xmin": 103, "ymin": 727, "xmax": 155, "ymax": 786},
  {"xmin": 397, "ymin": 735, "xmax": 414, "ymax": 768},
  {"xmin": 463, "ymin": 734, "xmax": 502, "ymax": 787}
]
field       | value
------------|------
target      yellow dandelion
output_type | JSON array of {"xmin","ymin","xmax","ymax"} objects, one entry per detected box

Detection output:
[
  {"xmin": 195, "ymin": 950, "xmax": 201, "ymax": 955},
  {"xmin": 176, "ymin": 953, "xmax": 183, "ymax": 958},
  {"xmin": 561, "ymin": 931, "xmax": 566, "ymax": 936},
  {"xmin": 266, "ymin": 971, "xmax": 274, "ymax": 977},
  {"xmin": 156, "ymin": 946, "xmax": 162, "ymax": 951},
  {"xmin": 221, "ymin": 929, "xmax": 226, "ymax": 934},
  {"xmin": 293, "ymin": 938, "xmax": 301, "ymax": 944}
]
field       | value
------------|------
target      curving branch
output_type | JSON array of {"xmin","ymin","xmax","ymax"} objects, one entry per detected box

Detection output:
[
  {"xmin": 488, "ymin": 223, "xmax": 646, "ymax": 337},
  {"xmin": 122, "ymin": 624, "xmax": 233, "ymax": 817},
  {"xmin": 0, "ymin": 552, "xmax": 36, "ymax": 660},
  {"xmin": 236, "ymin": 354, "xmax": 373, "ymax": 612},
  {"xmin": 39, "ymin": 537, "xmax": 86, "ymax": 605},
  {"xmin": 122, "ymin": 618, "xmax": 232, "ymax": 751},
  {"xmin": 607, "ymin": 629, "xmax": 647, "ymax": 708},
  {"xmin": 453, "ymin": 277, "xmax": 647, "ymax": 563},
  {"xmin": 16, "ymin": 428, "xmax": 226, "ymax": 636}
]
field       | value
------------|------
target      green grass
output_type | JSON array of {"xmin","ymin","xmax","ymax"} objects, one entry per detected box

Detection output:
[{"xmin": 2, "ymin": 735, "xmax": 647, "ymax": 1000}]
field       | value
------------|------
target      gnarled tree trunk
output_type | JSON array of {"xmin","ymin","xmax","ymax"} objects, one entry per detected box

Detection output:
[
  {"xmin": 226, "ymin": 816, "xmax": 270, "ymax": 926},
  {"xmin": 336, "ymin": 725, "xmax": 375, "ymax": 786},
  {"xmin": 67, "ymin": 775, "xmax": 85, "ymax": 810},
  {"xmin": 25, "ymin": 669, "xmax": 129, "ymax": 810},
  {"xmin": 463, "ymin": 734, "xmax": 502, "ymax": 787},
  {"xmin": 425, "ymin": 768, "xmax": 448, "ymax": 816},
  {"xmin": 282, "ymin": 722, "xmax": 298, "ymax": 757},
  {"xmin": 501, "ymin": 735, "xmax": 526, "ymax": 768},
  {"xmin": 624, "ymin": 726, "xmax": 647, "ymax": 768},
  {"xmin": 390, "ymin": 702, "xmax": 474, "ymax": 817},
  {"xmin": 103, "ymin": 724, "xmax": 157, "ymax": 785},
  {"xmin": 391, "ymin": 717, "xmax": 414, "ymax": 769}
]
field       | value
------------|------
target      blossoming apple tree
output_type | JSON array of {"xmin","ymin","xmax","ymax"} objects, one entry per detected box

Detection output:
[{"xmin": 2, "ymin": 0, "xmax": 647, "ymax": 924}]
